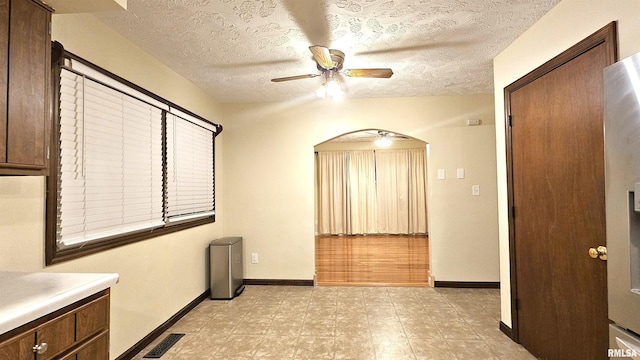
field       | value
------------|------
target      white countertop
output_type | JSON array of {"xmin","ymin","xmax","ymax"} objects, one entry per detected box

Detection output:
[{"xmin": 0, "ymin": 272, "xmax": 119, "ymax": 334}]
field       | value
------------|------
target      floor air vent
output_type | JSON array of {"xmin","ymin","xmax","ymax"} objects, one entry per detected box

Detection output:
[{"xmin": 143, "ymin": 333, "xmax": 185, "ymax": 358}]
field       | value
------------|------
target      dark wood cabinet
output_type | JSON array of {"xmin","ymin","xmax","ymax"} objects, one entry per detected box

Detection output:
[
  {"xmin": 0, "ymin": 332, "xmax": 34, "ymax": 359},
  {"xmin": 65, "ymin": 333, "xmax": 109, "ymax": 360},
  {"xmin": 0, "ymin": 291, "xmax": 110, "ymax": 360},
  {"xmin": 0, "ymin": 0, "xmax": 8, "ymax": 165},
  {"xmin": 0, "ymin": 0, "xmax": 51, "ymax": 175}
]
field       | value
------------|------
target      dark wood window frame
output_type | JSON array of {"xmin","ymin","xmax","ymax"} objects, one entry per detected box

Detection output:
[{"xmin": 45, "ymin": 42, "xmax": 223, "ymax": 265}]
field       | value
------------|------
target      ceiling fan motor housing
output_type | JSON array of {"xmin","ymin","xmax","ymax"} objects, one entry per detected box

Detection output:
[{"xmin": 316, "ymin": 48, "xmax": 345, "ymax": 71}]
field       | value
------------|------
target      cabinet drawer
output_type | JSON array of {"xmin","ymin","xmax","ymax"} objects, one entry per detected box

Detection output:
[
  {"xmin": 76, "ymin": 294, "xmax": 109, "ymax": 343},
  {"xmin": 75, "ymin": 331, "xmax": 109, "ymax": 360},
  {"xmin": 59, "ymin": 331, "xmax": 109, "ymax": 360}
]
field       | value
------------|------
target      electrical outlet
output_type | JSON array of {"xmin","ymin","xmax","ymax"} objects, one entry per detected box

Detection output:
[{"xmin": 251, "ymin": 253, "xmax": 258, "ymax": 264}]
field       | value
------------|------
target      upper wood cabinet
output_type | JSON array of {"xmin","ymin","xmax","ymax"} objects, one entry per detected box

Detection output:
[{"xmin": 0, "ymin": 0, "xmax": 51, "ymax": 175}]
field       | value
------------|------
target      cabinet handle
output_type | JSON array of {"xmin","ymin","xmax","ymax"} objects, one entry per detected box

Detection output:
[{"xmin": 32, "ymin": 342, "xmax": 48, "ymax": 354}]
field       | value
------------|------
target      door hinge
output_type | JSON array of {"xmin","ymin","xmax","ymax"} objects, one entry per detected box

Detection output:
[
  {"xmin": 508, "ymin": 114, "xmax": 513, "ymax": 127},
  {"xmin": 48, "ymin": 22, "xmax": 52, "ymax": 35},
  {"xmin": 514, "ymin": 298, "xmax": 519, "ymax": 310},
  {"xmin": 511, "ymin": 206, "xmax": 516, "ymax": 218}
]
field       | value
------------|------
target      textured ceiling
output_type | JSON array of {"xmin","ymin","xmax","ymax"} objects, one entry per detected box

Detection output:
[{"xmin": 94, "ymin": 0, "xmax": 560, "ymax": 103}]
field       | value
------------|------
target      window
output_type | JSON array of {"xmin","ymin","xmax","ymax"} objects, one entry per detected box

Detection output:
[
  {"xmin": 46, "ymin": 46, "xmax": 222, "ymax": 264},
  {"xmin": 166, "ymin": 112, "xmax": 216, "ymax": 222}
]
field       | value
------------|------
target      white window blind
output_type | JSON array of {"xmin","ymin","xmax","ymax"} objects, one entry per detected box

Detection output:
[
  {"xmin": 57, "ymin": 69, "xmax": 164, "ymax": 247},
  {"xmin": 166, "ymin": 113, "xmax": 215, "ymax": 222}
]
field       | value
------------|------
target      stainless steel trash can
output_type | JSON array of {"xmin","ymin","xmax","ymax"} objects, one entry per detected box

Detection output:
[{"xmin": 209, "ymin": 237, "xmax": 245, "ymax": 299}]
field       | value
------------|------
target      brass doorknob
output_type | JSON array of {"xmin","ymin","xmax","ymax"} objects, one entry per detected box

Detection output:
[{"xmin": 588, "ymin": 246, "xmax": 607, "ymax": 260}]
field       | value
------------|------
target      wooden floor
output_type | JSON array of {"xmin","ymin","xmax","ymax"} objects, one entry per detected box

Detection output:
[{"xmin": 315, "ymin": 235, "xmax": 429, "ymax": 286}]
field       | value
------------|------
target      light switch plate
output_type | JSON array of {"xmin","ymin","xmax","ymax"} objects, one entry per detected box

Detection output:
[
  {"xmin": 472, "ymin": 185, "xmax": 480, "ymax": 196},
  {"xmin": 437, "ymin": 169, "xmax": 446, "ymax": 180},
  {"xmin": 457, "ymin": 168, "xmax": 465, "ymax": 179}
]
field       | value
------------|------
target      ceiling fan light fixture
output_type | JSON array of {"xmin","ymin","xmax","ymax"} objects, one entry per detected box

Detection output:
[
  {"xmin": 315, "ymin": 84, "xmax": 327, "ymax": 98},
  {"xmin": 375, "ymin": 132, "xmax": 393, "ymax": 147},
  {"xmin": 316, "ymin": 74, "xmax": 343, "ymax": 100},
  {"xmin": 326, "ymin": 79, "xmax": 343, "ymax": 99}
]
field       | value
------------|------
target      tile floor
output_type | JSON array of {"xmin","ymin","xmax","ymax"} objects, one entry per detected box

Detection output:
[{"xmin": 132, "ymin": 285, "xmax": 536, "ymax": 360}]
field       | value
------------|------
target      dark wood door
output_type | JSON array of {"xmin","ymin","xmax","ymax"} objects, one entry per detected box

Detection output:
[{"xmin": 507, "ymin": 24, "xmax": 616, "ymax": 359}]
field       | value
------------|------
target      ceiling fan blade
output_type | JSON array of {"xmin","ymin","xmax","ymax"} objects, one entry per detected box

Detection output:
[
  {"xmin": 281, "ymin": 0, "xmax": 331, "ymax": 47},
  {"xmin": 271, "ymin": 74, "xmax": 319, "ymax": 82},
  {"xmin": 210, "ymin": 59, "xmax": 298, "ymax": 70},
  {"xmin": 309, "ymin": 45, "xmax": 335, "ymax": 69},
  {"xmin": 344, "ymin": 68, "xmax": 394, "ymax": 78},
  {"xmin": 355, "ymin": 41, "xmax": 472, "ymax": 56}
]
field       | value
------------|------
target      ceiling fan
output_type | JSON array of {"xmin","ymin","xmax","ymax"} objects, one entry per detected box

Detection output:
[
  {"xmin": 368, "ymin": 130, "xmax": 411, "ymax": 146},
  {"xmin": 271, "ymin": 45, "xmax": 393, "ymax": 98},
  {"xmin": 367, "ymin": 130, "xmax": 410, "ymax": 139}
]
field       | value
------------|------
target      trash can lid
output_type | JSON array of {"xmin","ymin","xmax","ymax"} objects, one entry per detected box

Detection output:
[{"xmin": 210, "ymin": 236, "xmax": 242, "ymax": 246}]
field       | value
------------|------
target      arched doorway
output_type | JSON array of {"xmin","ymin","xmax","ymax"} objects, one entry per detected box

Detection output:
[{"xmin": 313, "ymin": 129, "xmax": 431, "ymax": 286}]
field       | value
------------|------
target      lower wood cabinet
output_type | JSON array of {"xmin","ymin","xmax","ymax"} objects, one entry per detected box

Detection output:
[
  {"xmin": 61, "ymin": 333, "xmax": 109, "ymax": 360},
  {"xmin": 0, "ymin": 332, "xmax": 34, "ymax": 359},
  {"xmin": 0, "ymin": 290, "xmax": 110, "ymax": 360}
]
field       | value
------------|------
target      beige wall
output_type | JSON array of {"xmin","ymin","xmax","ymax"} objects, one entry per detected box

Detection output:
[
  {"xmin": 0, "ymin": 14, "xmax": 224, "ymax": 359},
  {"xmin": 220, "ymin": 95, "xmax": 499, "ymax": 283},
  {"xmin": 494, "ymin": 0, "xmax": 640, "ymax": 327},
  {"xmin": 0, "ymin": 11, "xmax": 502, "ymax": 360}
]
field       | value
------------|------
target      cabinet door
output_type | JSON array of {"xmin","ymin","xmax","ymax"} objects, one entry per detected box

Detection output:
[
  {"xmin": 36, "ymin": 313, "xmax": 75, "ymax": 360},
  {"xmin": 0, "ymin": 332, "xmax": 35, "ymax": 360},
  {"xmin": 6, "ymin": 0, "xmax": 50, "ymax": 170},
  {"xmin": 0, "ymin": 0, "xmax": 8, "ymax": 163}
]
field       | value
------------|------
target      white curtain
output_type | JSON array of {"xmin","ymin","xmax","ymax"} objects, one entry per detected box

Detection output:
[
  {"xmin": 408, "ymin": 149, "xmax": 428, "ymax": 233},
  {"xmin": 316, "ymin": 148, "xmax": 427, "ymax": 235},
  {"xmin": 348, "ymin": 151, "xmax": 377, "ymax": 234},
  {"xmin": 317, "ymin": 151, "xmax": 349, "ymax": 234},
  {"xmin": 375, "ymin": 150, "xmax": 410, "ymax": 234}
]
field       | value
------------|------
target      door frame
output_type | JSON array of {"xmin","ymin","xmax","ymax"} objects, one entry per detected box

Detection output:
[
  {"xmin": 313, "ymin": 130, "xmax": 431, "ymax": 286},
  {"xmin": 503, "ymin": 22, "xmax": 617, "ymax": 342}
]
